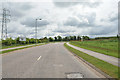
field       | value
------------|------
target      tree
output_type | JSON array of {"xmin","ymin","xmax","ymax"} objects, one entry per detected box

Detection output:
[
  {"xmin": 57, "ymin": 36, "xmax": 62, "ymax": 41},
  {"xmin": 63, "ymin": 36, "xmax": 69, "ymax": 41},
  {"xmin": 16, "ymin": 37, "xmax": 20, "ymax": 44},
  {"xmin": 41, "ymin": 37, "xmax": 49, "ymax": 43},
  {"xmin": 54, "ymin": 36, "xmax": 57, "ymax": 41},
  {"xmin": 69, "ymin": 36, "xmax": 74, "ymax": 40},
  {"xmin": 38, "ymin": 40, "xmax": 42, "ymax": 43},
  {"xmin": 30, "ymin": 38, "xmax": 36, "ymax": 44},
  {"xmin": 43, "ymin": 37, "xmax": 48, "ymax": 40},
  {"xmin": 66, "ymin": 36, "xmax": 70, "ymax": 41},
  {"xmin": 117, "ymin": 34, "xmax": 119, "ymax": 38},
  {"xmin": 77, "ymin": 36, "xmax": 81, "ymax": 40},
  {"xmin": 2, "ymin": 38, "xmax": 14, "ymax": 46},
  {"xmin": 83, "ymin": 36, "xmax": 90, "ymax": 40},
  {"xmin": 2, "ymin": 40, "xmax": 7, "ymax": 46},
  {"xmin": 49, "ymin": 37, "xmax": 54, "ymax": 42},
  {"xmin": 73, "ymin": 36, "xmax": 76, "ymax": 40},
  {"xmin": 26, "ymin": 38, "xmax": 30, "ymax": 44}
]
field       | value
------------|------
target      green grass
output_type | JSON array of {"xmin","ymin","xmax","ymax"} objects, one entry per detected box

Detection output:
[
  {"xmin": 1, "ymin": 43, "xmax": 41, "ymax": 49},
  {"xmin": 64, "ymin": 43, "xmax": 118, "ymax": 78},
  {"xmin": 70, "ymin": 39, "xmax": 118, "ymax": 58},
  {"xmin": 1, "ymin": 43, "xmax": 46, "ymax": 54}
]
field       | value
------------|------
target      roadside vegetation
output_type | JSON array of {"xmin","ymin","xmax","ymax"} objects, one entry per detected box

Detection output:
[
  {"xmin": 70, "ymin": 38, "xmax": 118, "ymax": 58},
  {"xmin": 1, "ymin": 37, "xmax": 49, "ymax": 49},
  {"xmin": 64, "ymin": 43, "xmax": 118, "ymax": 78},
  {"xmin": 1, "ymin": 43, "xmax": 45, "ymax": 54},
  {"xmin": 1, "ymin": 35, "xmax": 89, "ymax": 49},
  {"xmin": 1, "ymin": 35, "xmax": 119, "ymax": 57}
]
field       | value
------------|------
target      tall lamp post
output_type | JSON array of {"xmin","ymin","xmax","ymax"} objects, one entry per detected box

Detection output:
[{"xmin": 35, "ymin": 18, "xmax": 42, "ymax": 44}]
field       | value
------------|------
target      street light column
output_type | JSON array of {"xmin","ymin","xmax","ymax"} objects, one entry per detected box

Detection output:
[
  {"xmin": 35, "ymin": 18, "xmax": 42, "ymax": 45},
  {"xmin": 35, "ymin": 19, "xmax": 37, "ymax": 44}
]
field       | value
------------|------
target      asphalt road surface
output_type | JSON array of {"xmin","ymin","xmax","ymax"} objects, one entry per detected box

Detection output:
[{"xmin": 2, "ymin": 43, "xmax": 105, "ymax": 78}]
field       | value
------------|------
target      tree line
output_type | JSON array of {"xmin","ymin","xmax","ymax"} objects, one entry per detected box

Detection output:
[
  {"xmin": 49, "ymin": 36, "xmax": 90, "ymax": 42},
  {"xmin": 1, "ymin": 36, "xmax": 90, "ymax": 46}
]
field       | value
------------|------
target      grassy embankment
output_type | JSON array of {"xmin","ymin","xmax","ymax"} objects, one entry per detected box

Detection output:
[
  {"xmin": 1, "ymin": 43, "xmax": 43, "ymax": 49},
  {"xmin": 70, "ymin": 39, "xmax": 118, "ymax": 58},
  {"xmin": 64, "ymin": 43, "xmax": 118, "ymax": 78},
  {"xmin": 0, "ymin": 43, "xmax": 46, "ymax": 54}
]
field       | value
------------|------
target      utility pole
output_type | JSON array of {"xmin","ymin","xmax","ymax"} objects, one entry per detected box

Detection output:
[{"xmin": 1, "ymin": 8, "xmax": 10, "ymax": 40}]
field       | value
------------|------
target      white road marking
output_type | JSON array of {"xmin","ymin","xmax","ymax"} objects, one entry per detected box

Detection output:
[{"xmin": 37, "ymin": 56, "xmax": 42, "ymax": 61}]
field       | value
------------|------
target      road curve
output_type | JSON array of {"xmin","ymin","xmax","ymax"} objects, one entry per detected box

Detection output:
[{"xmin": 2, "ymin": 43, "xmax": 105, "ymax": 78}]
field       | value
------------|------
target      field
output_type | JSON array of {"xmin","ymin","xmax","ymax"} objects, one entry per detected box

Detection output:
[{"xmin": 70, "ymin": 38, "xmax": 118, "ymax": 58}]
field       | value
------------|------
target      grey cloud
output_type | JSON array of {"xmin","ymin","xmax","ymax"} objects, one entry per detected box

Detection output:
[
  {"xmin": 109, "ymin": 15, "xmax": 118, "ymax": 22},
  {"xmin": 64, "ymin": 17, "xmax": 81, "ymax": 27},
  {"xmin": 53, "ymin": 0, "xmax": 101, "ymax": 8},
  {"xmin": 46, "ymin": 32, "xmax": 55, "ymax": 36},
  {"xmin": 89, "ymin": 25, "xmax": 117, "ymax": 35},
  {"xmin": 19, "ymin": 3, "xmax": 33, "ymax": 10},
  {"xmin": 53, "ymin": 2, "xmax": 79, "ymax": 8},
  {"xmin": 53, "ymin": 28, "xmax": 75, "ymax": 33},
  {"xmin": 8, "ymin": 2, "xmax": 33, "ymax": 19},
  {"xmin": 101, "ymin": 15, "xmax": 118, "ymax": 23},
  {"xmin": 64, "ymin": 12, "xmax": 117, "ymax": 36},
  {"xmin": 21, "ymin": 18, "xmax": 49, "ymax": 27},
  {"xmin": 9, "ymin": 2, "xmax": 33, "ymax": 11},
  {"xmin": 64, "ymin": 13, "xmax": 96, "ymax": 27},
  {"xmin": 10, "ymin": 10, "xmax": 24, "ymax": 18},
  {"xmin": 62, "ymin": 33, "xmax": 72, "ymax": 36}
]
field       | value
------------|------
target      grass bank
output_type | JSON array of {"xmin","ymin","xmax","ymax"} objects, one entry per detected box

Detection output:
[
  {"xmin": 1, "ymin": 43, "xmax": 46, "ymax": 54},
  {"xmin": 70, "ymin": 39, "xmax": 118, "ymax": 58},
  {"xmin": 1, "ymin": 43, "xmax": 43, "ymax": 49},
  {"xmin": 64, "ymin": 43, "xmax": 118, "ymax": 78}
]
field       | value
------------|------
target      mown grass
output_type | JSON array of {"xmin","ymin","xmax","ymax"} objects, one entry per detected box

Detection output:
[
  {"xmin": 70, "ymin": 39, "xmax": 118, "ymax": 58},
  {"xmin": 1, "ymin": 43, "xmax": 43, "ymax": 49},
  {"xmin": 64, "ymin": 43, "xmax": 118, "ymax": 78},
  {"xmin": 1, "ymin": 43, "xmax": 46, "ymax": 54}
]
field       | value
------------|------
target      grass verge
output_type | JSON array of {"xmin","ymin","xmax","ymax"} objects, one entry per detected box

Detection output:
[
  {"xmin": 64, "ymin": 43, "xmax": 118, "ymax": 78},
  {"xmin": 2, "ymin": 43, "xmax": 40, "ymax": 49},
  {"xmin": 1, "ymin": 43, "xmax": 46, "ymax": 54},
  {"xmin": 70, "ymin": 40, "xmax": 118, "ymax": 58}
]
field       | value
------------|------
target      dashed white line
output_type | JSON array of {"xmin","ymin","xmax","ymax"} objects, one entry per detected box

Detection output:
[{"xmin": 37, "ymin": 56, "xmax": 42, "ymax": 61}]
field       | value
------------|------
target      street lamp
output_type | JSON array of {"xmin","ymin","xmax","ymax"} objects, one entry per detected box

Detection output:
[{"xmin": 35, "ymin": 18, "xmax": 42, "ymax": 44}]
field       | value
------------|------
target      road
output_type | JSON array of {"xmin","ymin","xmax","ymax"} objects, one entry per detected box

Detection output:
[
  {"xmin": 67, "ymin": 43, "xmax": 119, "ymax": 67},
  {"xmin": 2, "ymin": 43, "xmax": 105, "ymax": 78}
]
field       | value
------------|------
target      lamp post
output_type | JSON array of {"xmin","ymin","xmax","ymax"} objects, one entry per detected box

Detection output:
[{"xmin": 35, "ymin": 18, "xmax": 42, "ymax": 44}]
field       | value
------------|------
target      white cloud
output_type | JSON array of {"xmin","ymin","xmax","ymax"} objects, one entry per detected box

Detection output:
[{"xmin": 0, "ymin": 0, "xmax": 118, "ymax": 39}]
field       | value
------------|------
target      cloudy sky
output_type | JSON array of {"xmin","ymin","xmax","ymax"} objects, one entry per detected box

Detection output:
[{"xmin": 0, "ymin": 0, "xmax": 119, "ymax": 39}]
